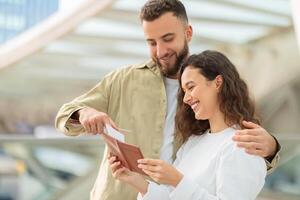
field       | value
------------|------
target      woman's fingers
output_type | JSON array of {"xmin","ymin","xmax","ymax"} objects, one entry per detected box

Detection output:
[
  {"xmin": 108, "ymin": 156, "xmax": 116, "ymax": 164},
  {"xmin": 138, "ymin": 158, "xmax": 162, "ymax": 165},
  {"xmin": 113, "ymin": 167, "xmax": 126, "ymax": 177},
  {"xmin": 138, "ymin": 163, "xmax": 160, "ymax": 172},
  {"xmin": 110, "ymin": 161, "xmax": 121, "ymax": 172},
  {"xmin": 108, "ymin": 156, "xmax": 123, "ymax": 175}
]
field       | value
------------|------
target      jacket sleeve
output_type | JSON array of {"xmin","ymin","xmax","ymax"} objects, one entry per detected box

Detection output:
[
  {"xmin": 265, "ymin": 136, "xmax": 281, "ymax": 174},
  {"xmin": 55, "ymin": 71, "xmax": 117, "ymax": 136}
]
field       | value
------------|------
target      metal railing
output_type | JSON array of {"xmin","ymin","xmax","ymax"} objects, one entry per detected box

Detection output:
[{"xmin": 0, "ymin": 134, "xmax": 299, "ymax": 200}]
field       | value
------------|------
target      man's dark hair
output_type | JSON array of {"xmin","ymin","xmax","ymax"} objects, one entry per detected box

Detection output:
[{"xmin": 140, "ymin": 0, "xmax": 188, "ymax": 23}]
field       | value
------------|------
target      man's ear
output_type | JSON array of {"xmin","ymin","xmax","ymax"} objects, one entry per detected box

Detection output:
[
  {"xmin": 215, "ymin": 75, "xmax": 223, "ymax": 91},
  {"xmin": 186, "ymin": 25, "xmax": 193, "ymax": 42}
]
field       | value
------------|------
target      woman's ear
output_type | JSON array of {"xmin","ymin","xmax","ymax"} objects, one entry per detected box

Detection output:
[{"xmin": 215, "ymin": 75, "xmax": 223, "ymax": 91}]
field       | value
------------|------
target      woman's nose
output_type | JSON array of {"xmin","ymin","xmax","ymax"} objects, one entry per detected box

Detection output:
[{"xmin": 183, "ymin": 92, "xmax": 191, "ymax": 104}]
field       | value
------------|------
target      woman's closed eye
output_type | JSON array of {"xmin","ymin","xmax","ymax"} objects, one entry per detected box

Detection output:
[{"xmin": 187, "ymin": 85, "xmax": 195, "ymax": 91}]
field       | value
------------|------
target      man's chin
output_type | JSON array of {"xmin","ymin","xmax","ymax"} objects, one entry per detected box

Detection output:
[
  {"xmin": 154, "ymin": 58, "xmax": 178, "ymax": 76},
  {"xmin": 159, "ymin": 60, "xmax": 170, "ymax": 67},
  {"xmin": 162, "ymin": 61, "xmax": 177, "ymax": 70}
]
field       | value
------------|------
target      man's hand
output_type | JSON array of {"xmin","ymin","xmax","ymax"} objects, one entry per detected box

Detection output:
[
  {"xmin": 232, "ymin": 121, "xmax": 277, "ymax": 158},
  {"xmin": 78, "ymin": 107, "xmax": 118, "ymax": 134},
  {"xmin": 137, "ymin": 158, "xmax": 183, "ymax": 187}
]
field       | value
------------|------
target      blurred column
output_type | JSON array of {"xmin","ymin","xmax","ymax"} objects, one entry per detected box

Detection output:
[{"xmin": 291, "ymin": 0, "xmax": 300, "ymax": 52}]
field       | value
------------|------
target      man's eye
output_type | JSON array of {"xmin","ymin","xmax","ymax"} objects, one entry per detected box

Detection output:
[
  {"xmin": 164, "ymin": 37, "xmax": 173, "ymax": 42},
  {"xmin": 148, "ymin": 42, "xmax": 156, "ymax": 46}
]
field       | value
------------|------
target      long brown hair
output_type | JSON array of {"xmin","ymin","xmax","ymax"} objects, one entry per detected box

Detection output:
[{"xmin": 175, "ymin": 50, "xmax": 260, "ymax": 142}]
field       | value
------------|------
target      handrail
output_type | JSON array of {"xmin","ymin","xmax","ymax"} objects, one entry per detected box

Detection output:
[
  {"xmin": 0, "ymin": 133, "xmax": 299, "ymax": 144},
  {"xmin": 0, "ymin": 134, "xmax": 104, "ymax": 146}
]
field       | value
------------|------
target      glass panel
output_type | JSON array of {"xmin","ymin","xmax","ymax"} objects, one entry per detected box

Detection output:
[{"xmin": 0, "ymin": 136, "xmax": 104, "ymax": 200}]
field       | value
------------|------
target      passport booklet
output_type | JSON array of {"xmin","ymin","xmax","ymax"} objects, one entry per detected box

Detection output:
[{"xmin": 102, "ymin": 125, "xmax": 146, "ymax": 175}]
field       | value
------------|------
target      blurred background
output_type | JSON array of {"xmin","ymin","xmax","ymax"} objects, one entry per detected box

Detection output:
[{"xmin": 0, "ymin": 0, "xmax": 300, "ymax": 199}]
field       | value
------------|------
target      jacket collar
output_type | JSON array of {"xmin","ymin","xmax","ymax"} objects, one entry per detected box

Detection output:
[{"xmin": 137, "ymin": 59, "xmax": 162, "ymax": 77}]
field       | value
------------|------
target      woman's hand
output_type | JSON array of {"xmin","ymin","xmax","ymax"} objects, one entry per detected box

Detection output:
[
  {"xmin": 108, "ymin": 155, "xmax": 149, "ymax": 194},
  {"xmin": 109, "ymin": 155, "xmax": 133, "ymax": 182},
  {"xmin": 138, "ymin": 159, "xmax": 183, "ymax": 187}
]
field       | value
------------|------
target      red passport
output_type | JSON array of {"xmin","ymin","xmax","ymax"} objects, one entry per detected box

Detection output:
[{"xmin": 101, "ymin": 130, "xmax": 146, "ymax": 175}]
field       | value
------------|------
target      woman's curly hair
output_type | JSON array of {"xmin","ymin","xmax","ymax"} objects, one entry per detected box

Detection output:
[{"xmin": 175, "ymin": 50, "xmax": 260, "ymax": 142}]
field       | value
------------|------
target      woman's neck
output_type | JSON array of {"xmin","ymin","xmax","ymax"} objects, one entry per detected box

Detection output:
[{"xmin": 208, "ymin": 109, "xmax": 229, "ymax": 134}]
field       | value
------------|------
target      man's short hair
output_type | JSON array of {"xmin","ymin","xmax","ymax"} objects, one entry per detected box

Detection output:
[{"xmin": 140, "ymin": 0, "xmax": 188, "ymax": 23}]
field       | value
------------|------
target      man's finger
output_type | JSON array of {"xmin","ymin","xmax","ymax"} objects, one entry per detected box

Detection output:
[
  {"xmin": 242, "ymin": 120, "xmax": 260, "ymax": 129},
  {"xmin": 96, "ymin": 122, "xmax": 104, "ymax": 134},
  {"xmin": 237, "ymin": 142, "xmax": 268, "ymax": 157},
  {"xmin": 232, "ymin": 134, "xmax": 260, "ymax": 143},
  {"xmin": 83, "ymin": 121, "xmax": 92, "ymax": 133},
  {"xmin": 236, "ymin": 142, "xmax": 263, "ymax": 150},
  {"xmin": 109, "ymin": 118, "xmax": 120, "ymax": 131},
  {"xmin": 103, "ymin": 117, "xmax": 119, "ymax": 131},
  {"xmin": 90, "ymin": 119, "xmax": 98, "ymax": 134},
  {"xmin": 244, "ymin": 148, "xmax": 265, "ymax": 157},
  {"xmin": 235, "ymin": 129, "xmax": 260, "ymax": 136}
]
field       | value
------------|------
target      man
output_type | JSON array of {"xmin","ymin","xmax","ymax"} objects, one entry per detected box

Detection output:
[{"xmin": 55, "ymin": 1, "xmax": 280, "ymax": 200}]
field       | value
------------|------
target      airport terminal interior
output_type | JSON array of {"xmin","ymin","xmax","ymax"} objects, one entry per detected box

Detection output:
[{"xmin": 0, "ymin": 0, "xmax": 300, "ymax": 199}]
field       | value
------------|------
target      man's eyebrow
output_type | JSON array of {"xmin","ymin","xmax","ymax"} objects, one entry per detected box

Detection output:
[
  {"xmin": 146, "ymin": 38, "xmax": 155, "ymax": 42},
  {"xmin": 146, "ymin": 33, "xmax": 175, "ymax": 42}
]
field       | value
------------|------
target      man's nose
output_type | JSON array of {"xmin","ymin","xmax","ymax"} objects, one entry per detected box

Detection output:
[{"xmin": 156, "ymin": 43, "xmax": 168, "ymax": 59}]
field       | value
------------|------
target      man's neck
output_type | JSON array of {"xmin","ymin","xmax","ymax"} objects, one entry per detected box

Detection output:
[{"xmin": 164, "ymin": 73, "xmax": 179, "ymax": 80}]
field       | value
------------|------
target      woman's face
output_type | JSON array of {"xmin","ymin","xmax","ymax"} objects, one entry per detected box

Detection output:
[{"xmin": 181, "ymin": 66, "xmax": 221, "ymax": 120}]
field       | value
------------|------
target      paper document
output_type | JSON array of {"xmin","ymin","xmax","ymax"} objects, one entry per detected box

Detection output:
[{"xmin": 105, "ymin": 124, "xmax": 125, "ymax": 142}]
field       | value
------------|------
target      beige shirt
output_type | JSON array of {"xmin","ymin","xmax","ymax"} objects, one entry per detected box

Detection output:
[
  {"xmin": 56, "ymin": 60, "xmax": 168, "ymax": 200},
  {"xmin": 55, "ymin": 60, "xmax": 279, "ymax": 200}
]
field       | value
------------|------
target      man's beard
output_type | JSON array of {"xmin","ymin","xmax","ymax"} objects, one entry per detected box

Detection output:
[{"xmin": 155, "ymin": 41, "xmax": 189, "ymax": 78}]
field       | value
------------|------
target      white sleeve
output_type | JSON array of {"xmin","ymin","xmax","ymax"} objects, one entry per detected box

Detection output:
[
  {"xmin": 215, "ymin": 143, "xmax": 267, "ymax": 200},
  {"xmin": 139, "ymin": 142, "xmax": 266, "ymax": 200},
  {"xmin": 137, "ymin": 181, "xmax": 171, "ymax": 200}
]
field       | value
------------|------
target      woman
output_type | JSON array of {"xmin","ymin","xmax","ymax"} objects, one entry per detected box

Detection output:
[{"xmin": 109, "ymin": 50, "xmax": 266, "ymax": 199}]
